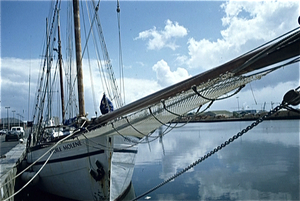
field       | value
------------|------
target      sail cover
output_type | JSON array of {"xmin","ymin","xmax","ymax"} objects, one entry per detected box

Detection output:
[{"xmin": 100, "ymin": 93, "xmax": 114, "ymax": 115}]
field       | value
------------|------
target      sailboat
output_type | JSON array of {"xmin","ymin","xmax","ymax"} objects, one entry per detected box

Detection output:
[{"xmin": 22, "ymin": 0, "xmax": 300, "ymax": 200}]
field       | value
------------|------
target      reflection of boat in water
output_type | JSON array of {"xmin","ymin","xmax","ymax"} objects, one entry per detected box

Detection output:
[
  {"xmin": 20, "ymin": 0, "xmax": 300, "ymax": 200},
  {"xmin": 17, "ymin": 179, "xmax": 136, "ymax": 201}
]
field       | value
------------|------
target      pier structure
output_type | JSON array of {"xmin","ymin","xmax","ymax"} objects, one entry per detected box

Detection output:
[{"xmin": 0, "ymin": 140, "xmax": 27, "ymax": 200}]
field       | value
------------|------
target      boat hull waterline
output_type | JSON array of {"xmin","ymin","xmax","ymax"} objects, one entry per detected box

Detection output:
[{"xmin": 27, "ymin": 134, "xmax": 137, "ymax": 201}]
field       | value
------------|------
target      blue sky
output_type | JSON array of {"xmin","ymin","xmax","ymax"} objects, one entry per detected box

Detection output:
[{"xmin": 1, "ymin": 0, "xmax": 299, "ymax": 122}]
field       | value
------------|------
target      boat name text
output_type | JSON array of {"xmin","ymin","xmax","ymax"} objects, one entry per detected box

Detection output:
[{"xmin": 54, "ymin": 141, "xmax": 82, "ymax": 153}]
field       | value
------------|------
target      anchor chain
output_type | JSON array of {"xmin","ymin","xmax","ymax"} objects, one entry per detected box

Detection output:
[{"xmin": 133, "ymin": 87, "xmax": 300, "ymax": 201}]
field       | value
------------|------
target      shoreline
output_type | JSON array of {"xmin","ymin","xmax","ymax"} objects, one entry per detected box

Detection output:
[{"xmin": 172, "ymin": 110, "xmax": 300, "ymax": 123}]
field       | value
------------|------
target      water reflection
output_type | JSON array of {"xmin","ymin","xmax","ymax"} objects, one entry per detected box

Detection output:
[
  {"xmin": 15, "ymin": 120, "xmax": 299, "ymax": 200},
  {"xmin": 133, "ymin": 120, "xmax": 299, "ymax": 200}
]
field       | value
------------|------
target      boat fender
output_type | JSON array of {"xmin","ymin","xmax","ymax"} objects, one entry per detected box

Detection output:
[{"xmin": 21, "ymin": 172, "xmax": 39, "ymax": 186}]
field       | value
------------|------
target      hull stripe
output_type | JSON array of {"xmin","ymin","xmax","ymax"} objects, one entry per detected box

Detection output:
[
  {"xmin": 29, "ymin": 149, "xmax": 137, "ymax": 165},
  {"xmin": 30, "ymin": 150, "xmax": 105, "ymax": 165}
]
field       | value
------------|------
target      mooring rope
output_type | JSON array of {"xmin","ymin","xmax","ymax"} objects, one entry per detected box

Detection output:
[
  {"xmin": 2, "ymin": 150, "xmax": 54, "ymax": 201},
  {"xmin": 0, "ymin": 120, "xmax": 87, "ymax": 198}
]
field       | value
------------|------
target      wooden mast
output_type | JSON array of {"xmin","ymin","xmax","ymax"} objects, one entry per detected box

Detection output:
[
  {"xmin": 73, "ymin": 0, "xmax": 85, "ymax": 117},
  {"xmin": 57, "ymin": 10, "xmax": 65, "ymax": 122}
]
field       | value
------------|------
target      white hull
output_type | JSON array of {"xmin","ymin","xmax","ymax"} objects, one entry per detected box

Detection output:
[
  {"xmin": 25, "ymin": 70, "xmax": 256, "ymax": 200},
  {"xmin": 27, "ymin": 134, "xmax": 137, "ymax": 201},
  {"xmin": 25, "ymin": 64, "xmax": 262, "ymax": 200},
  {"xmin": 25, "ymin": 0, "xmax": 299, "ymax": 200}
]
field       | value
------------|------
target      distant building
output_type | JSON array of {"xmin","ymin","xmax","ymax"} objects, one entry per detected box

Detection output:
[
  {"xmin": 202, "ymin": 110, "xmax": 233, "ymax": 117},
  {"xmin": 213, "ymin": 110, "xmax": 233, "ymax": 117},
  {"xmin": 233, "ymin": 110, "xmax": 257, "ymax": 117},
  {"xmin": 0, "ymin": 118, "xmax": 26, "ymax": 130}
]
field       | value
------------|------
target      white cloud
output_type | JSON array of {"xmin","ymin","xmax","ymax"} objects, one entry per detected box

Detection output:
[
  {"xmin": 0, "ymin": 57, "xmax": 40, "ymax": 119},
  {"xmin": 152, "ymin": 59, "xmax": 190, "ymax": 87},
  {"xmin": 221, "ymin": 1, "xmax": 298, "ymax": 44},
  {"xmin": 210, "ymin": 79, "xmax": 300, "ymax": 112},
  {"xmin": 123, "ymin": 77, "xmax": 161, "ymax": 104},
  {"xmin": 187, "ymin": 38, "xmax": 233, "ymax": 70},
  {"xmin": 2, "ymin": 1, "xmax": 299, "ymax": 121},
  {"xmin": 186, "ymin": 1, "xmax": 299, "ymax": 70},
  {"xmin": 0, "ymin": 57, "xmax": 163, "ymax": 119},
  {"xmin": 135, "ymin": 19, "xmax": 188, "ymax": 50},
  {"xmin": 135, "ymin": 120, "xmax": 298, "ymax": 200}
]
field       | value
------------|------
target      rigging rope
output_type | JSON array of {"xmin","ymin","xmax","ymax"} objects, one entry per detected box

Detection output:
[
  {"xmin": 85, "ymin": 0, "xmax": 109, "ymax": 108},
  {"xmin": 81, "ymin": 0, "xmax": 98, "ymax": 115},
  {"xmin": 192, "ymin": 84, "xmax": 245, "ymax": 101},
  {"xmin": 83, "ymin": 0, "xmax": 122, "ymax": 110},
  {"xmin": 232, "ymin": 26, "xmax": 300, "ymax": 74},
  {"xmin": 91, "ymin": 0, "xmax": 123, "ymax": 108},
  {"xmin": 114, "ymin": 97, "xmax": 213, "ymax": 146},
  {"xmin": 117, "ymin": 0, "xmax": 125, "ymax": 105},
  {"xmin": 132, "ymin": 87, "xmax": 300, "ymax": 201},
  {"xmin": 0, "ymin": 120, "xmax": 88, "ymax": 199},
  {"xmin": 2, "ymin": 150, "xmax": 55, "ymax": 201}
]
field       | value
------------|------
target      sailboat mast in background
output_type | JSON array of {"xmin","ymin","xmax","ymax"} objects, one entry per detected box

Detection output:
[
  {"xmin": 72, "ymin": 0, "xmax": 85, "ymax": 117},
  {"xmin": 57, "ymin": 10, "xmax": 66, "ymax": 122}
]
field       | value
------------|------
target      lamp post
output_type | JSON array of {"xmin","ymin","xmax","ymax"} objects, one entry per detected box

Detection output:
[
  {"xmin": 17, "ymin": 113, "xmax": 20, "ymax": 127},
  {"xmin": 12, "ymin": 110, "xmax": 15, "ymax": 127},
  {"xmin": 236, "ymin": 97, "xmax": 240, "ymax": 111},
  {"xmin": 0, "ymin": 100, "xmax": 3, "ymax": 130},
  {"xmin": 19, "ymin": 114, "xmax": 24, "ymax": 127},
  {"xmin": 5, "ymin": 107, "xmax": 10, "ymax": 130}
]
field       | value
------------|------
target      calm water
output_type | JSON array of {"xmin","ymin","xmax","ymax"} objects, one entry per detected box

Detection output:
[
  {"xmin": 132, "ymin": 120, "xmax": 299, "ymax": 201},
  {"xmin": 16, "ymin": 120, "xmax": 299, "ymax": 200}
]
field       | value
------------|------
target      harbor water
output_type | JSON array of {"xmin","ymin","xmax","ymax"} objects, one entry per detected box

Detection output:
[
  {"xmin": 16, "ymin": 120, "xmax": 299, "ymax": 200},
  {"xmin": 133, "ymin": 120, "xmax": 299, "ymax": 200}
]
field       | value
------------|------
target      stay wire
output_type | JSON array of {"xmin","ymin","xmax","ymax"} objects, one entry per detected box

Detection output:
[
  {"xmin": 192, "ymin": 85, "xmax": 245, "ymax": 101},
  {"xmin": 233, "ymin": 27, "xmax": 299, "ymax": 62},
  {"xmin": 81, "ymin": 0, "xmax": 98, "ymax": 114},
  {"xmin": 232, "ymin": 27, "xmax": 300, "ymax": 74},
  {"xmin": 117, "ymin": 0, "xmax": 125, "ymax": 105}
]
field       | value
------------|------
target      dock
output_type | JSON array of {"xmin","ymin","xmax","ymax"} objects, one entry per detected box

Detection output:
[{"xmin": 0, "ymin": 139, "xmax": 27, "ymax": 201}]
